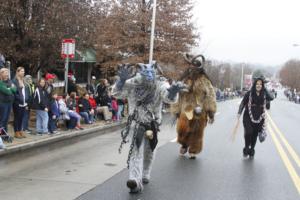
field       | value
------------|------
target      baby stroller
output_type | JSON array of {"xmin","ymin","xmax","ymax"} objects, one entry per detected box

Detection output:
[{"xmin": 0, "ymin": 127, "xmax": 14, "ymax": 143}]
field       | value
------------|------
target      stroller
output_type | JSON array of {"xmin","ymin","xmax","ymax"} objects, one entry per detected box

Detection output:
[{"xmin": 0, "ymin": 127, "xmax": 14, "ymax": 143}]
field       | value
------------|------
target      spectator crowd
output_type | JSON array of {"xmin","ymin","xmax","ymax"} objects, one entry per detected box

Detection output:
[{"xmin": 0, "ymin": 67, "xmax": 126, "ymax": 142}]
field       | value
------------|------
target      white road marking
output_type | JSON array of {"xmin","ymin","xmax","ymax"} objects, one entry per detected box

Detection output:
[{"xmin": 170, "ymin": 138, "xmax": 177, "ymax": 143}]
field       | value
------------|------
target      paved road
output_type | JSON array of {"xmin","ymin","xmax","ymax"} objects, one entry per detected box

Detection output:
[
  {"xmin": 77, "ymin": 91, "xmax": 300, "ymax": 200},
  {"xmin": 1, "ymin": 90, "xmax": 300, "ymax": 200}
]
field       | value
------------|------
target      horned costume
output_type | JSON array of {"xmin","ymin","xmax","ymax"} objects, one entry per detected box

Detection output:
[
  {"xmin": 171, "ymin": 54, "xmax": 217, "ymax": 159},
  {"xmin": 112, "ymin": 63, "xmax": 185, "ymax": 193}
]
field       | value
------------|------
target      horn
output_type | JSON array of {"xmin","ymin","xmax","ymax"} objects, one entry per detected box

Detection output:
[
  {"xmin": 183, "ymin": 53, "xmax": 193, "ymax": 64},
  {"xmin": 155, "ymin": 63, "xmax": 164, "ymax": 75},
  {"xmin": 136, "ymin": 63, "xmax": 145, "ymax": 72},
  {"xmin": 191, "ymin": 54, "xmax": 205, "ymax": 67}
]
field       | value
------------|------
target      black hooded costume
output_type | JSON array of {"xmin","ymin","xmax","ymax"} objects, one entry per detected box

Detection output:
[{"xmin": 238, "ymin": 77, "xmax": 274, "ymax": 157}]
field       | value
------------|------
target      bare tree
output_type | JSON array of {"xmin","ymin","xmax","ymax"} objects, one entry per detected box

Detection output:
[
  {"xmin": 279, "ymin": 59, "xmax": 300, "ymax": 90},
  {"xmin": 0, "ymin": 0, "xmax": 98, "ymax": 74},
  {"xmin": 94, "ymin": 0, "xmax": 199, "ymax": 78}
]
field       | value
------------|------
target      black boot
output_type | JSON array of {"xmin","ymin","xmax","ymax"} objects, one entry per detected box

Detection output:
[
  {"xmin": 249, "ymin": 148, "xmax": 255, "ymax": 159},
  {"xmin": 243, "ymin": 147, "xmax": 250, "ymax": 157}
]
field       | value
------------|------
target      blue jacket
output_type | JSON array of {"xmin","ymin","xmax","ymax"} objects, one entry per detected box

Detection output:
[{"xmin": 49, "ymin": 99, "xmax": 60, "ymax": 117}]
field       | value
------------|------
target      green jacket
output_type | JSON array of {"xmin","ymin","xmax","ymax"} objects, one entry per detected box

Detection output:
[{"xmin": 0, "ymin": 80, "xmax": 16, "ymax": 103}]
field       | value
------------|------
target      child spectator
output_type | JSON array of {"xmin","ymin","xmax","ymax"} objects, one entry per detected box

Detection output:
[
  {"xmin": 88, "ymin": 93, "xmax": 97, "ymax": 122},
  {"xmin": 33, "ymin": 78, "xmax": 49, "ymax": 135},
  {"xmin": 117, "ymin": 98, "xmax": 125, "ymax": 121},
  {"xmin": 111, "ymin": 96, "xmax": 118, "ymax": 121},
  {"xmin": 48, "ymin": 92, "xmax": 60, "ymax": 134}
]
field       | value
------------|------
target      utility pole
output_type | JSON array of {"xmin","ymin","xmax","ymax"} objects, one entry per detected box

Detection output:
[{"xmin": 149, "ymin": 0, "xmax": 157, "ymax": 64}]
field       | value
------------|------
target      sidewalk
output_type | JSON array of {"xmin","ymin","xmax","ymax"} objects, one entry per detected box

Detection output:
[{"xmin": 0, "ymin": 120, "xmax": 126, "ymax": 157}]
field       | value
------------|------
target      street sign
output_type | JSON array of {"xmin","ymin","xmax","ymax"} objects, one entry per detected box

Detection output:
[{"xmin": 61, "ymin": 39, "xmax": 75, "ymax": 59}]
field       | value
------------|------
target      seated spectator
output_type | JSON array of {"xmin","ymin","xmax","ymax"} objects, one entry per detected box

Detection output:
[
  {"xmin": 78, "ymin": 93, "xmax": 94, "ymax": 124},
  {"xmin": 88, "ymin": 93, "xmax": 97, "ymax": 122},
  {"xmin": 48, "ymin": 92, "xmax": 60, "ymax": 134},
  {"xmin": 59, "ymin": 94, "xmax": 83, "ymax": 130}
]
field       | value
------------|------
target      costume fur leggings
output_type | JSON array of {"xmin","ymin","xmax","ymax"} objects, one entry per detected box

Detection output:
[{"xmin": 129, "ymin": 137, "xmax": 154, "ymax": 189}]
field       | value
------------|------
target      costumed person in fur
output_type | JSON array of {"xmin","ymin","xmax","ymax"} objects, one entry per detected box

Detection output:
[
  {"xmin": 171, "ymin": 54, "xmax": 217, "ymax": 159},
  {"xmin": 237, "ymin": 75, "xmax": 274, "ymax": 158},
  {"xmin": 112, "ymin": 62, "xmax": 186, "ymax": 193}
]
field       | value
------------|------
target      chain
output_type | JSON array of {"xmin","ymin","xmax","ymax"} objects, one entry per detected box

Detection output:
[
  {"xmin": 118, "ymin": 109, "xmax": 137, "ymax": 154},
  {"xmin": 126, "ymin": 123, "xmax": 139, "ymax": 169}
]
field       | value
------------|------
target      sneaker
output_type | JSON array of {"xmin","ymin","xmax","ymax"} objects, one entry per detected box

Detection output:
[
  {"xmin": 37, "ymin": 132, "xmax": 43, "ymax": 136},
  {"xmin": 75, "ymin": 126, "xmax": 84, "ymax": 130}
]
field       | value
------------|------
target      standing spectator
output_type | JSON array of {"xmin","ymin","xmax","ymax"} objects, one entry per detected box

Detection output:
[
  {"xmin": 45, "ymin": 73, "xmax": 56, "ymax": 98},
  {"xmin": 86, "ymin": 76, "xmax": 96, "ymax": 95},
  {"xmin": 96, "ymin": 78, "xmax": 110, "ymax": 106},
  {"xmin": 78, "ymin": 93, "xmax": 94, "ymax": 124},
  {"xmin": 0, "ymin": 54, "xmax": 5, "ymax": 69},
  {"xmin": 117, "ymin": 98, "xmax": 125, "ymax": 121},
  {"xmin": 0, "ymin": 68, "xmax": 16, "ymax": 133},
  {"xmin": 67, "ymin": 75, "xmax": 78, "ymax": 95},
  {"xmin": 65, "ymin": 93, "xmax": 84, "ymax": 130},
  {"xmin": 48, "ymin": 92, "xmax": 60, "ymax": 134},
  {"xmin": 22, "ymin": 75, "xmax": 35, "ymax": 133},
  {"xmin": 33, "ymin": 78, "xmax": 50, "ymax": 135},
  {"xmin": 12, "ymin": 67, "xmax": 30, "ymax": 138}
]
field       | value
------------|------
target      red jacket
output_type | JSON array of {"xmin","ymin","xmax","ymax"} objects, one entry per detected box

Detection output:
[{"xmin": 88, "ymin": 97, "xmax": 97, "ymax": 109}]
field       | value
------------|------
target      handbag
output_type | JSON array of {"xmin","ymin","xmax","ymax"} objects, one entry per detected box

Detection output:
[{"xmin": 258, "ymin": 130, "xmax": 267, "ymax": 143}]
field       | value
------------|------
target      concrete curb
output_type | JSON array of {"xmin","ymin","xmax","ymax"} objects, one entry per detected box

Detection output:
[{"xmin": 0, "ymin": 122, "xmax": 126, "ymax": 157}]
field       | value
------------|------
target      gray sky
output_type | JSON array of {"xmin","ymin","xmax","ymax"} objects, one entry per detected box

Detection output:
[{"xmin": 192, "ymin": 0, "xmax": 300, "ymax": 66}]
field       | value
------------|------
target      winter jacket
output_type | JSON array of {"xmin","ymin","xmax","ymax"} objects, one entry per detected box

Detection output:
[
  {"xmin": 111, "ymin": 99, "xmax": 118, "ymax": 112},
  {"xmin": 33, "ymin": 87, "xmax": 50, "ymax": 110},
  {"xmin": 12, "ymin": 78, "xmax": 30, "ymax": 107},
  {"xmin": 88, "ymin": 97, "xmax": 97, "ymax": 109},
  {"xmin": 49, "ymin": 99, "xmax": 60, "ymax": 118},
  {"xmin": 78, "ymin": 98, "xmax": 92, "ymax": 113},
  {"xmin": 66, "ymin": 98, "xmax": 77, "ymax": 111},
  {"xmin": 0, "ymin": 80, "xmax": 16, "ymax": 103}
]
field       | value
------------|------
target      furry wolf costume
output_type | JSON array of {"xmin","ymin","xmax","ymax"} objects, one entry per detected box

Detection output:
[
  {"xmin": 171, "ymin": 54, "xmax": 217, "ymax": 159},
  {"xmin": 112, "ymin": 62, "xmax": 186, "ymax": 193}
]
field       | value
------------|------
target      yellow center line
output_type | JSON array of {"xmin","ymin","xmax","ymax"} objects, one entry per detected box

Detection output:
[
  {"xmin": 266, "ymin": 112, "xmax": 300, "ymax": 168},
  {"xmin": 267, "ymin": 124, "xmax": 300, "ymax": 194}
]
